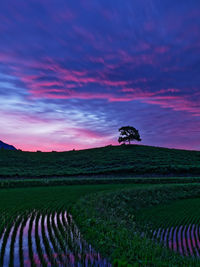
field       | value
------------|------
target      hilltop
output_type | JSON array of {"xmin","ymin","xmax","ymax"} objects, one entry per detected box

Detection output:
[
  {"xmin": 0, "ymin": 140, "xmax": 17, "ymax": 150},
  {"xmin": 0, "ymin": 144, "xmax": 199, "ymax": 178}
]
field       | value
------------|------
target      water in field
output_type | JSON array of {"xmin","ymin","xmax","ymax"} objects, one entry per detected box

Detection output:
[
  {"xmin": 138, "ymin": 198, "xmax": 200, "ymax": 259},
  {"xmin": 152, "ymin": 224, "xmax": 200, "ymax": 257},
  {"xmin": 0, "ymin": 211, "xmax": 111, "ymax": 267}
]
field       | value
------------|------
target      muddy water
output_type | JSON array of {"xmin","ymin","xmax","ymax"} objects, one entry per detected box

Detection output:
[{"xmin": 0, "ymin": 211, "xmax": 112, "ymax": 267}]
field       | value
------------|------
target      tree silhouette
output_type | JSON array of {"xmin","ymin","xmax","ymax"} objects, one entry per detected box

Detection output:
[{"xmin": 118, "ymin": 126, "xmax": 141, "ymax": 145}]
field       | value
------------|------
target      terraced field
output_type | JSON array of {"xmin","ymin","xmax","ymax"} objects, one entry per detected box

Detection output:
[
  {"xmin": 137, "ymin": 198, "xmax": 200, "ymax": 259},
  {"xmin": 0, "ymin": 210, "xmax": 110, "ymax": 266}
]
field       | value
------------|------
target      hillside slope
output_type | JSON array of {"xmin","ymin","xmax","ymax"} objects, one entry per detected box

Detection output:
[
  {"xmin": 0, "ymin": 140, "xmax": 17, "ymax": 150},
  {"xmin": 0, "ymin": 145, "xmax": 199, "ymax": 178}
]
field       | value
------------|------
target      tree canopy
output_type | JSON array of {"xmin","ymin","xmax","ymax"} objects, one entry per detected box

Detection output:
[{"xmin": 118, "ymin": 126, "xmax": 141, "ymax": 144}]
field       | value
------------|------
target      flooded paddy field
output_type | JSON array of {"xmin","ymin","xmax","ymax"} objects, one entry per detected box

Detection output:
[
  {"xmin": 0, "ymin": 210, "xmax": 111, "ymax": 266},
  {"xmin": 0, "ymin": 184, "xmax": 143, "ymax": 266},
  {"xmin": 152, "ymin": 224, "xmax": 200, "ymax": 257},
  {"xmin": 1, "ymin": 182, "xmax": 200, "ymax": 266},
  {"xmin": 137, "ymin": 198, "xmax": 200, "ymax": 258}
]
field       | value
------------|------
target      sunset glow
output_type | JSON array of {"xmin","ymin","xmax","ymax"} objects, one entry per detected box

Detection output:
[{"xmin": 0, "ymin": 0, "xmax": 199, "ymax": 151}]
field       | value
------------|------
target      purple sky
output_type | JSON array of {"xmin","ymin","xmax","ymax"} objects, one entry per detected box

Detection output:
[{"xmin": 0, "ymin": 0, "xmax": 200, "ymax": 151}]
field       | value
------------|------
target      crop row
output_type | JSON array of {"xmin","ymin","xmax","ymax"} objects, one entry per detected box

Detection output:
[
  {"xmin": 152, "ymin": 224, "xmax": 200, "ymax": 258},
  {"xmin": 0, "ymin": 210, "xmax": 111, "ymax": 267}
]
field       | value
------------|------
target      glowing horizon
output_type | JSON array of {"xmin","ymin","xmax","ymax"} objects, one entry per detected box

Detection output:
[{"xmin": 0, "ymin": 0, "xmax": 199, "ymax": 152}]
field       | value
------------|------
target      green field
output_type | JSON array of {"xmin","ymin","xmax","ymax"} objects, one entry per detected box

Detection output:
[
  {"xmin": 71, "ymin": 184, "xmax": 200, "ymax": 266},
  {"xmin": 136, "ymin": 198, "xmax": 200, "ymax": 229},
  {"xmin": 136, "ymin": 198, "xmax": 200, "ymax": 259},
  {"xmin": 0, "ymin": 184, "xmax": 146, "ymax": 266},
  {"xmin": 1, "ymin": 145, "xmax": 200, "ymax": 266},
  {"xmin": 1, "ymin": 183, "xmax": 200, "ymax": 266},
  {"xmin": 0, "ymin": 144, "xmax": 200, "ymax": 178}
]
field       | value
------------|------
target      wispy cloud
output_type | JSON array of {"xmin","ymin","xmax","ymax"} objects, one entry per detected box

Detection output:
[{"xmin": 0, "ymin": 0, "xmax": 199, "ymax": 151}]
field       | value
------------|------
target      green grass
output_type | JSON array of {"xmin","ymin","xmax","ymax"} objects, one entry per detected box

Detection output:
[{"xmin": 0, "ymin": 144, "xmax": 200, "ymax": 178}]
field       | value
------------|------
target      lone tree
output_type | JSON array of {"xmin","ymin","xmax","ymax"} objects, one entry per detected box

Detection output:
[{"xmin": 118, "ymin": 126, "xmax": 141, "ymax": 145}]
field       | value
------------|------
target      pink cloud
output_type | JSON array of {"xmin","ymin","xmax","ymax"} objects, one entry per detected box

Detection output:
[
  {"xmin": 144, "ymin": 96, "xmax": 200, "ymax": 115},
  {"xmin": 144, "ymin": 21, "xmax": 156, "ymax": 32},
  {"xmin": 73, "ymin": 25, "xmax": 96, "ymax": 43},
  {"xmin": 1, "ymin": 51, "xmax": 199, "ymax": 118},
  {"xmin": 52, "ymin": 8, "xmax": 76, "ymax": 23},
  {"xmin": 155, "ymin": 46, "xmax": 169, "ymax": 54},
  {"xmin": 13, "ymin": 58, "xmax": 199, "ymax": 116},
  {"xmin": 0, "ymin": 110, "xmax": 113, "ymax": 151},
  {"xmin": 118, "ymin": 49, "xmax": 155, "ymax": 65}
]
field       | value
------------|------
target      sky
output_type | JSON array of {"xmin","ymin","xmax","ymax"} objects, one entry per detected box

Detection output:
[{"xmin": 0, "ymin": 0, "xmax": 200, "ymax": 151}]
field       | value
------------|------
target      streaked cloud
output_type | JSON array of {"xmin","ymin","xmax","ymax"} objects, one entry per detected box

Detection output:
[{"xmin": 0, "ymin": 0, "xmax": 199, "ymax": 151}]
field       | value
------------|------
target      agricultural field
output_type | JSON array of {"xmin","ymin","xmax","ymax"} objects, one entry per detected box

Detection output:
[
  {"xmin": 72, "ymin": 184, "xmax": 200, "ymax": 266},
  {"xmin": 1, "ymin": 183, "xmax": 200, "ymax": 266},
  {"xmin": 0, "ymin": 184, "xmax": 144, "ymax": 266},
  {"xmin": 136, "ymin": 198, "xmax": 200, "ymax": 258},
  {"xmin": 0, "ymin": 145, "xmax": 200, "ymax": 178},
  {"xmin": 1, "ymin": 145, "xmax": 200, "ymax": 266}
]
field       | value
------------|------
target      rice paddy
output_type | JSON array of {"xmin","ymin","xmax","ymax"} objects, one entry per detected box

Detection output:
[
  {"xmin": 137, "ymin": 198, "xmax": 200, "ymax": 259},
  {"xmin": 0, "ymin": 209, "xmax": 111, "ymax": 267},
  {"xmin": 152, "ymin": 223, "xmax": 200, "ymax": 257},
  {"xmin": 71, "ymin": 184, "xmax": 200, "ymax": 266},
  {"xmin": 1, "ymin": 181, "xmax": 200, "ymax": 265},
  {"xmin": 0, "ymin": 183, "xmax": 144, "ymax": 266}
]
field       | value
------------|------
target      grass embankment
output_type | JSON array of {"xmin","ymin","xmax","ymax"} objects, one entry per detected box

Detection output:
[
  {"xmin": 0, "ymin": 144, "xmax": 200, "ymax": 178},
  {"xmin": 72, "ymin": 184, "xmax": 200, "ymax": 266}
]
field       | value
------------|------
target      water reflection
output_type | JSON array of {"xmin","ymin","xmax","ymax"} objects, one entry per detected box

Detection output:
[
  {"xmin": 152, "ymin": 224, "xmax": 200, "ymax": 257},
  {"xmin": 0, "ymin": 211, "xmax": 111, "ymax": 267}
]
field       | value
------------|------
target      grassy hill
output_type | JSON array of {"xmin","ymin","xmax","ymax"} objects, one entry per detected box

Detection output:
[{"xmin": 0, "ymin": 144, "xmax": 200, "ymax": 178}]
